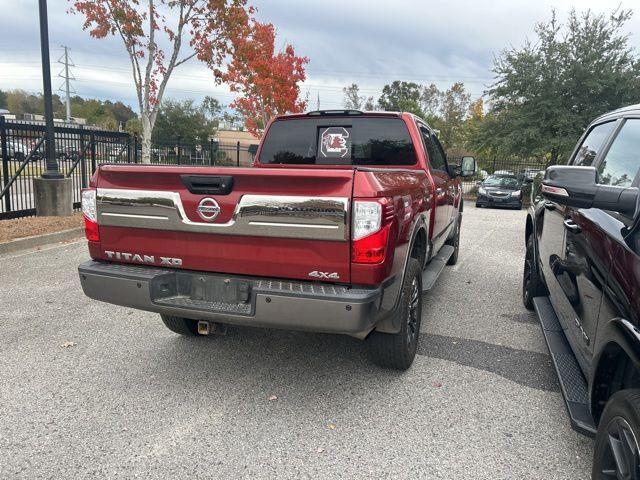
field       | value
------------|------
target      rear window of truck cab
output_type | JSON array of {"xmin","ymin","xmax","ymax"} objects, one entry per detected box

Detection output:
[{"xmin": 258, "ymin": 117, "xmax": 417, "ymax": 166}]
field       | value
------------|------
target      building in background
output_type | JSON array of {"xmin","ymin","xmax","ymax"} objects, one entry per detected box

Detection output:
[{"xmin": 212, "ymin": 129, "xmax": 260, "ymax": 166}]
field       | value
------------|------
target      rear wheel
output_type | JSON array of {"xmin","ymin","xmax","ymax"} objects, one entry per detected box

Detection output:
[
  {"xmin": 368, "ymin": 258, "xmax": 422, "ymax": 370},
  {"xmin": 522, "ymin": 234, "xmax": 547, "ymax": 310},
  {"xmin": 593, "ymin": 390, "xmax": 640, "ymax": 480},
  {"xmin": 445, "ymin": 213, "xmax": 461, "ymax": 265},
  {"xmin": 160, "ymin": 314, "xmax": 201, "ymax": 336}
]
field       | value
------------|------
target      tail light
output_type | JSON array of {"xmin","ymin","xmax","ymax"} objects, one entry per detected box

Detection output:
[
  {"xmin": 352, "ymin": 199, "xmax": 392, "ymax": 264},
  {"xmin": 81, "ymin": 188, "xmax": 99, "ymax": 242}
]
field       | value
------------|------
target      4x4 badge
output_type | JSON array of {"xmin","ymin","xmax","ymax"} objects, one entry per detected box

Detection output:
[{"xmin": 308, "ymin": 271, "xmax": 340, "ymax": 280}]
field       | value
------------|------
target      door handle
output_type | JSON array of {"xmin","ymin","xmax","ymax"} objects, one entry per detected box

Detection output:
[
  {"xmin": 563, "ymin": 219, "xmax": 581, "ymax": 234},
  {"xmin": 544, "ymin": 201, "xmax": 556, "ymax": 211}
]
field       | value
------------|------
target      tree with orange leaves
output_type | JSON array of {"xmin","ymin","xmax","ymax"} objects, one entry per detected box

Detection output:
[
  {"xmin": 223, "ymin": 22, "xmax": 308, "ymax": 138},
  {"xmin": 70, "ymin": 0, "xmax": 253, "ymax": 162}
]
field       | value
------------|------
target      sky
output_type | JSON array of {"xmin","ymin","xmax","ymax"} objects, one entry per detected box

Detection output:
[{"xmin": 0, "ymin": 0, "xmax": 639, "ymax": 114}]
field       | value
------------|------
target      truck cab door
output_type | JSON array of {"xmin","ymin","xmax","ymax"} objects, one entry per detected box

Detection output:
[
  {"xmin": 417, "ymin": 125, "xmax": 454, "ymax": 252},
  {"xmin": 543, "ymin": 120, "xmax": 619, "ymax": 370}
]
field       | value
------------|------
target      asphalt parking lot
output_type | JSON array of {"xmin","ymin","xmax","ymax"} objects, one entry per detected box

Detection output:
[{"xmin": 0, "ymin": 205, "xmax": 593, "ymax": 479}]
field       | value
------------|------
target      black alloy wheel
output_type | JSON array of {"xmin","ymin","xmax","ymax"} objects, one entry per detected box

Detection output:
[
  {"xmin": 367, "ymin": 258, "xmax": 422, "ymax": 370},
  {"xmin": 597, "ymin": 417, "xmax": 640, "ymax": 479},
  {"xmin": 593, "ymin": 391, "xmax": 640, "ymax": 480}
]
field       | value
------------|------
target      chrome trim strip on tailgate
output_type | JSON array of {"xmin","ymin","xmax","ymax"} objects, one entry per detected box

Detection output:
[{"xmin": 96, "ymin": 188, "xmax": 349, "ymax": 241}]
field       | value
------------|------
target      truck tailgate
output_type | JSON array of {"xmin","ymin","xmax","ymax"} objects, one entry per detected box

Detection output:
[{"xmin": 92, "ymin": 165, "xmax": 353, "ymax": 282}]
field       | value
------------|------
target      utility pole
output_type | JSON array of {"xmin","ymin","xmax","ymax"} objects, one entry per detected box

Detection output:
[
  {"xmin": 316, "ymin": 92, "xmax": 320, "ymax": 110},
  {"xmin": 58, "ymin": 45, "xmax": 75, "ymax": 123},
  {"xmin": 34, "ymin": 0, "xmax": 72, "ymax": 217}
]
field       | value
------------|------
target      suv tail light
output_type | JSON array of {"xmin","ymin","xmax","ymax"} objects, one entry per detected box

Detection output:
[
  {"xmin": 352, "ymin": 199, "xmax": 392, "ymax": 264},
  {"xmin": 81, "ymin": 188, "xmax": 99, "ymax": 242}
]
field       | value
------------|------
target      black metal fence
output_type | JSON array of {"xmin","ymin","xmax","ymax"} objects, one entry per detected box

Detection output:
[
  {"xmin": 143, "ymin": 140, "xmax": 254, "ymax": 167},
  {"xmin": 0, "ymin": 118, "xmax": 254, "ymax": 220}
]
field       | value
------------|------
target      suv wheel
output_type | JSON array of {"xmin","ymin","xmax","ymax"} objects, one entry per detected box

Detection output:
[
  {"xmin": 160, "ymin": 314, "xmax": 202, "ymax": 336},
  {"xmin": 522, "ymin": 234, "xmax": 547, "ymax": 310},
  {"xmin": 367, "ymin": 258, "xmax": 422, "ymax": 370},
  {"xmin": 593, "ymin": 390, "xmax": 640, "ymax": 480},
  {"xmin": 445, "ymin": 213, "xmax": 461, "ymax": 265}
]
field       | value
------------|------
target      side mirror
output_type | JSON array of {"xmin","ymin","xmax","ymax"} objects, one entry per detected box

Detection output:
[
  {"xmin": 542, "ymin": 166, "xmax": 638, "ymax": 216},
  {"xmin": 460, "ymin": 156, "xmax": 477, "ymax": 177}
]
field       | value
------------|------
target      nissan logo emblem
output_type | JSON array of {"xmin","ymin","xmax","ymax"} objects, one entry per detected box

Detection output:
[{"xmin": 197, "ymin": 198, "xmax": 221, "ymax": 221}]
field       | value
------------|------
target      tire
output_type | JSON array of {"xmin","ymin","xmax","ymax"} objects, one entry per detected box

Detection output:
[
  {"xmin": 592, "ymin": 390, "xmax": 640, "ymax": 480},
  {"xmin": 160, "ymin": 314, "xmax": 201, "ymax": 336},
  {"xmin": 368, "ymin": 258, "xmax": 422, "ymax": 370},
  {"xmin": 522, "ymin": 234, "xmax": 547, "ymax": 310},
  {"xmin": 445, "ymin": 213, "xmax": 461, "ymax": 265}
]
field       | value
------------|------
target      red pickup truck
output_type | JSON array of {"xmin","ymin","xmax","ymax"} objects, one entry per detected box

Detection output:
[{"xmin": 78, "ymin": 110, "xmax": 476, "ymax": 369}]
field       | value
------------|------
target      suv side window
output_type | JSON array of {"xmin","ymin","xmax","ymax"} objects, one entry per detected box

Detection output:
[
  {"xmin": 596, "ymin": 119, "xmax": 640, "ymax": 188},
  {"xmin": 572, "ymin": 121, "xmax": 617, "ymax": 166}
]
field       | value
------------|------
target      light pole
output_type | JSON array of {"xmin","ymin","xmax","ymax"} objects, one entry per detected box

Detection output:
[
  {"xmin": 38, "ymin": 0, "xmax": 61, "ymax": 178},
  {"xmin": 34, "ymin": 0, "xmax": 72, "ymax": 216}
]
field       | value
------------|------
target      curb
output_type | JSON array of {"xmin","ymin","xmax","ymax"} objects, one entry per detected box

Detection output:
[{"xmin": 0, "ymin": 227, "xmax": 84, "ymax": 255}]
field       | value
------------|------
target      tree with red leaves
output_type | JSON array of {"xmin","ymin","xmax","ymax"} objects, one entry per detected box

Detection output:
[
  {"xmin": 223, "ymin": 22, "xmax": 308, "ymax": 138},
  {"xmin": 70, "ymin": 0, "xmax": 253, "ymax": 162}
]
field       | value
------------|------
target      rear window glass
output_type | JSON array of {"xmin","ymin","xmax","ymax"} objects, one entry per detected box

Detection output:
[{"xmin": 258, "ymin": 117, "xmax": 417, "ymax": 166}]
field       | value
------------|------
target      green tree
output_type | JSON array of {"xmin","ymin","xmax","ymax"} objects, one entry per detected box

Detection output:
[
  {"xmin": 420, "ymin": 83, "xmax": 441, "ymax": 121},
  {"xmin": 152, "ymin": 99, "xmax": 219, "ymax": 144},
  {"xmin": 460, "ymin": 98, "xmax": 484, "ymax": 150},
  {"xmin": 4, "ymin": 90, "xmax": 63, "ymax": 117},
  {"xmin": 377, "ymin": 81, "xmax": 424, "ymax": 117},
  {"xmin": 472, "ymin": 8, "xmax": 640, "ymax": 164},
  {"xmin": 343, "ymin": 83, "xmax": 374, "ymax": 110},
  {"xmin": 363, "ymin": 97, "xmax": 375, "ymax": 111},
  {"xmin": 202, "ymin": 96, "xmax": 224, "ymax": 127},
  {"xmin": 125, "ymin": 117, "xmax": 142, "ymax": 136},
  {"xmin": 106, "ymin": 100, "xmax": 137, "ymax": 125},
  {"xmin": 435, "ymin": 82, "xmax": 471, "ymax": 149},
  {"xmin": 0, "ymin": 90, "xmax": 7, "ymax": 110}
]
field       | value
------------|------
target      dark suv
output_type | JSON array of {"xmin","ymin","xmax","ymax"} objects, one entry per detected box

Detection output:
[{"xmin": 523, "ymin": 104, "xmax": 640, "ymax": 479}]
